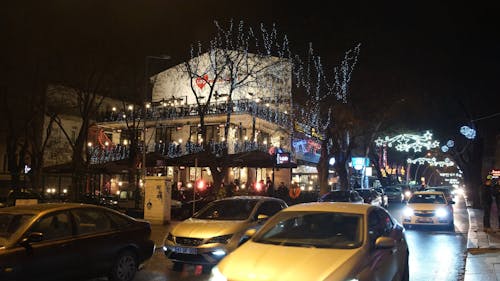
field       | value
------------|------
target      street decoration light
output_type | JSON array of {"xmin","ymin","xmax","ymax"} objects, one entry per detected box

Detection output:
[
  {"xmin": 460, "ymin": 125, "xmax": 476, "ymax": 140},
  {"xmin": 375, "ymin": 130, "xmax": 440, "ymax": 152},
  {"xmin": 406, "ymin": 157, "xmax": 455, "ymax": 167}
]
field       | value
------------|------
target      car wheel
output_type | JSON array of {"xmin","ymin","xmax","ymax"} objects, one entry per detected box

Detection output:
[
  {"xmin": 109, "ymin": 250, "xmax": 137, "ymax": 281},
  {"xmin": 401, "ymin": 254, "xmax": 409, "ymax": 281},
  {"xmin": 172, "ymin": 262, "xmax": 184, "ymax": 272}
]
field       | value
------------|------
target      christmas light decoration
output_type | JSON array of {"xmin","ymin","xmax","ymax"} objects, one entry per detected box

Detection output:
[
  {"xmin": 375, "ymin": 130, "xmax": 440, "ymax": 152},
  {"xmin": 406, "ymin": 157, "xmax": 454, "ymax": 167},
  {"xmin": 460, "ymin": 126, "xmax": 476, "ymax": 139}
]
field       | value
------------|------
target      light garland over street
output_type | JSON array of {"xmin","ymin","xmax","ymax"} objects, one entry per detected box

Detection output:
[
  {"xmin": 406, "ymin": 157, "xmax": 455, "ymax": 167},
  {"xmin": 375, "ymin": 130, "xmax": 440, "ymax": 152}
]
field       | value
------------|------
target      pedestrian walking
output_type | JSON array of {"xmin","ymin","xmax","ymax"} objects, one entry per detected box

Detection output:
[
  {"xmin": 266, "ymin": 177, "xmax": 274, "ymax": 197},
  {"xmin": 481, "ymin": 174, "xmax": 495, "ymax": 231}
]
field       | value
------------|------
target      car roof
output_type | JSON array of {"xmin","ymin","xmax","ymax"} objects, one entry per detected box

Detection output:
[
  {"xmin": 281, "ymin": 202, "xmax": 373, "ymax": 214},
  {"xmin": 0, "ymin": 203, "xmax": 105, "ymax": 215},
  {"xmin": 412, "ymin": 191, "xmax": 444, "ymax": 196}
]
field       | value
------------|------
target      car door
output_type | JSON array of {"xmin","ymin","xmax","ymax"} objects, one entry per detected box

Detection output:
[
  {"xmin": 70, "ymin": 207, "xmax": 127, "ymax": 275},
  {"xmin": 16, "ymin": 211, "xmax": 77, "ymax": 280},
  {"xmin": 360, "ymin": 208, "xmax": 402, "ymax": 281}
]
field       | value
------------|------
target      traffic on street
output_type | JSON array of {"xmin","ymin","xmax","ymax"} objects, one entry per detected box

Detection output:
[{"xmin": 84, "ymin": 193, "xmax": 469, "ymax": 281}]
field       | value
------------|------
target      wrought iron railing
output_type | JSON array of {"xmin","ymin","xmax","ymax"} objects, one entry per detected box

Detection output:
[
  {"xmin": 97, "ymin": 99, "xmax": 293, "ymax": 129},
  {"xmin": 88, "ymin": 140, "xmax": 273, "ymax": 164}
]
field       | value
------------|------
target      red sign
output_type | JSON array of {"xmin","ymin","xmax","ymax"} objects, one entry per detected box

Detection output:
[{"xmin": 491, "ymin": 169, "xmax": 500, "ymax": 178}]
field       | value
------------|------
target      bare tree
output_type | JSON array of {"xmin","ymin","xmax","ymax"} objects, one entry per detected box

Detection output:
[
  {"xmin": 50, "ymin": 55, "xmax": 110, "ymax": 200},
  {"xmin": 294, "ymin": 43, "xmax": 361, "ymax": 194},
  {"xmin": 181, "ymin": 20, "xmax": 291, "ymax": 191}
]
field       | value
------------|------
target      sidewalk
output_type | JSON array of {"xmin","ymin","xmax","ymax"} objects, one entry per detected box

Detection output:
[{"xmin": 464, "ymin": 200, "xmax": 500, "ymax": 281}]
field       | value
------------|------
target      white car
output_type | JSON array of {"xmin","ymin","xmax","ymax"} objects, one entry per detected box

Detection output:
[
  {"xmin": 211, "ymin": 202, "xmax": 409, "ymax": 281},
  {"xmin": 402, "ymin": 191, "xmax": 455, "ymax": 230}
]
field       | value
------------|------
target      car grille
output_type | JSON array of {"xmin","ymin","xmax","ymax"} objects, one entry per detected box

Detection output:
[
  {"xmin": 415, "ymin": 210, "xmax": 435, "ymax": 217},
  {"xmin": 175, "ymin": 236, "xmax": 204, "ymax": 246}
]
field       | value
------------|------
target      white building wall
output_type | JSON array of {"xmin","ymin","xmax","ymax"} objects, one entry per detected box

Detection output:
[{"xmin": 151, "ymin": 52, "xmax": 293, "ymax": 109}]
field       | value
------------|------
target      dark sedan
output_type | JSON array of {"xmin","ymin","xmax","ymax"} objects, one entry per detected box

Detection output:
[
  {"xmin": 318, "ymin": 190, "xmax": 364, "ymax": 203},
  {"xmin": 0, "ymin": 203, "xmax": 155, "ymax": 281}
]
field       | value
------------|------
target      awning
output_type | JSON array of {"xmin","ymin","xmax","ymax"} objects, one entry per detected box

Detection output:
[{"xmin": 162, "ymin": 150, "xmax": 297, "ymax": 169}]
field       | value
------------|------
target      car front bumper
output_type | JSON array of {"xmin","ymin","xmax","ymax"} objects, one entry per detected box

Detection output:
[{"xmin": 163, "ymin": 244, "xmax": 229, "ymax": 265}]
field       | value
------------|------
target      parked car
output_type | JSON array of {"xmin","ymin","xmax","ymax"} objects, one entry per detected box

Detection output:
[
  {"xmin": 211, "ymin": 202, "xmax": 409, "ymax": 281},
  {"xmin": 318, "ymin": 190, "xmax": 364, "ymax": 204},
  {"xmin": 163, "ymin": 196, "xmax": 287, "ymax": 271},
  {"xmin": 355, "ymin": 188, "xmax": 384, "ymax": 208},
  {"xmin": 0, "ymin": 203, "xmax": 155, "ymax": 281},
  {"xmin": 383, "ymin": 186, "xmax": 404, "ymax": 203},
  {"xmin": 402, "ymin": 191, "xmax": 455, "ymax": 230},
  {"xmin": 374, "ymin": 187, "xmax": 389, "ymax": 208}
]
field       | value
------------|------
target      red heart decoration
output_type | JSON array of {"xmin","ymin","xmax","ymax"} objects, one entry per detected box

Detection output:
[{"xmin": 195, "ymin": 74, "xmax": 208, "ymax": 89}]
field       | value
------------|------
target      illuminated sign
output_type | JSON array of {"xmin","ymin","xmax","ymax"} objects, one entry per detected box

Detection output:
[
  {"xmin": 276, "ymin": 153, "xmax": 291, "ymax": 165},
  {"xmin": 491, "ymin": 169, "xmax": 500, "ymax": 179},
  {"xmin": 351, "ymin": 157, "xmax": 369, "ymax": 170}
]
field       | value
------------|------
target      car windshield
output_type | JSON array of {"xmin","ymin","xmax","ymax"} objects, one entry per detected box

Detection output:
[
  {"xmin": 408, "ymin": 194, "xmax": 446, "ymax": 204},
  {"xmin": 427, "ymin": 188, "xmax": 450, "ymax": 195},
  {"xmin": 192, "ymin": 199, "xmax": 258, "ymax": 220},
  {"xmin": 253, "ymin": 211, "xmax": 363, "ymax": 249},
  {"xmin": 0, "ymin": 213, "xmax": 34, "ymax": 242}
]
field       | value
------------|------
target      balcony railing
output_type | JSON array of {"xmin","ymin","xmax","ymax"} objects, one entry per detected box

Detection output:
[
  {"xmin": 97, "ymin": 99, "xmax": 293, "ymax": 129},
  {"xmin": 88, "ymin": 140, "xmax": 274, "ymax": 165}
]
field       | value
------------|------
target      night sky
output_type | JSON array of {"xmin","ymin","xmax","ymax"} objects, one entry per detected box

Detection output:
[{"xmin": 2, "ymin": 1, "xmax": 499, "ymax": 139}]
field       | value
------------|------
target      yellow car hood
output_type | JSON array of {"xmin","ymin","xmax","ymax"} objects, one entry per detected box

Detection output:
[
  {"xmin": 171, "ymin": 218, "xmax": 250, "ymax": 238},
  {"xmin": 217, "ymin": 240, "xmax": 362, "ymax": 281}
]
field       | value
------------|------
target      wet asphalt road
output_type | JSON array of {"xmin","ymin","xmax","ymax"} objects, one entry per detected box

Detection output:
[{"xmin": 89, "ymin": 195, "xmax": 469, "ymax": 281}]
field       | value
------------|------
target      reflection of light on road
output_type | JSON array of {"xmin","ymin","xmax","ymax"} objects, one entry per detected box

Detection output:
[
  {"xmin": 407, "ymin": 232, "xmax": 455, "ymax": 280},
  {"xmin": 432, "ymin": 237, "xmax": 454, "ymax": 280}
]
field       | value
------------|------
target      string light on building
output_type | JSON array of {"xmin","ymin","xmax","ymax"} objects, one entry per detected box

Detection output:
[{"xmin": 375, "ymin": 130, "xmax": 440, "ymax": 152}]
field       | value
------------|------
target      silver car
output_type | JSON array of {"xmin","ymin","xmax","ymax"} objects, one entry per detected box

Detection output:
[{"xmin": 163, "ymin": 196, "xmax": 287, "ymax": 271}]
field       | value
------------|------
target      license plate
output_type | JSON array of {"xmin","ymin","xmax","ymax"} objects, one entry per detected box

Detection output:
[
  {"xmin": 417, "ymin": 217, "xmax": 433, "ymax": 223},
  {"xmin": 169, "ymin": 246, "xmax": 197, "ymax": 255}
]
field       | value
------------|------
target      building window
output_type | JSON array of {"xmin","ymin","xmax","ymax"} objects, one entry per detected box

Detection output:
[{"xmin": 155, "ymin": 126, "xmax": 174, "ymax": 143}]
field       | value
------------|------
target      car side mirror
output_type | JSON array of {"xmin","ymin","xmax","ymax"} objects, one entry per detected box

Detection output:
[
  {"xmin": 20, "ymin": 232, "xmax": 44, "ymax": 248},
  {"xmin": 374, "ymin": 237, "xmax": 395, "ymax": 249}
]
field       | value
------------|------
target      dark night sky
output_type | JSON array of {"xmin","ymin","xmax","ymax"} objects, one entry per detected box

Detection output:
[{"xmin": 2, "ymin": 1, "xmax": 499, "ymax": 139}]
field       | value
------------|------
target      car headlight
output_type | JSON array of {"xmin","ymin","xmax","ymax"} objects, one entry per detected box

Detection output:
[
  {"xmin": 403, "ymin": 207, "xmax": 414, "ymax": 217},
  {"xmin": 436, "ymin": 208, "xmax": 448, "ymax": 218},
  {"xmin": 206, "ymin": 234, "xmax": 233, "ymax": 244},
  {"xmin": 404, "ymin": 191, "xmax": 411, "ymax": 198},
  {"xmin": 210, "ymin": 266, "xmax": 227, "ymax": 281}
]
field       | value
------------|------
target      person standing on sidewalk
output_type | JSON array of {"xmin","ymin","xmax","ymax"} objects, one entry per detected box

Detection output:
[
  {"xmin": 481, "ymin": 174, "xmax": 495, "ymax": 231},
  {"xmin": 493, "ymin": 177, "xmax": 500, "ymax": 230}
]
